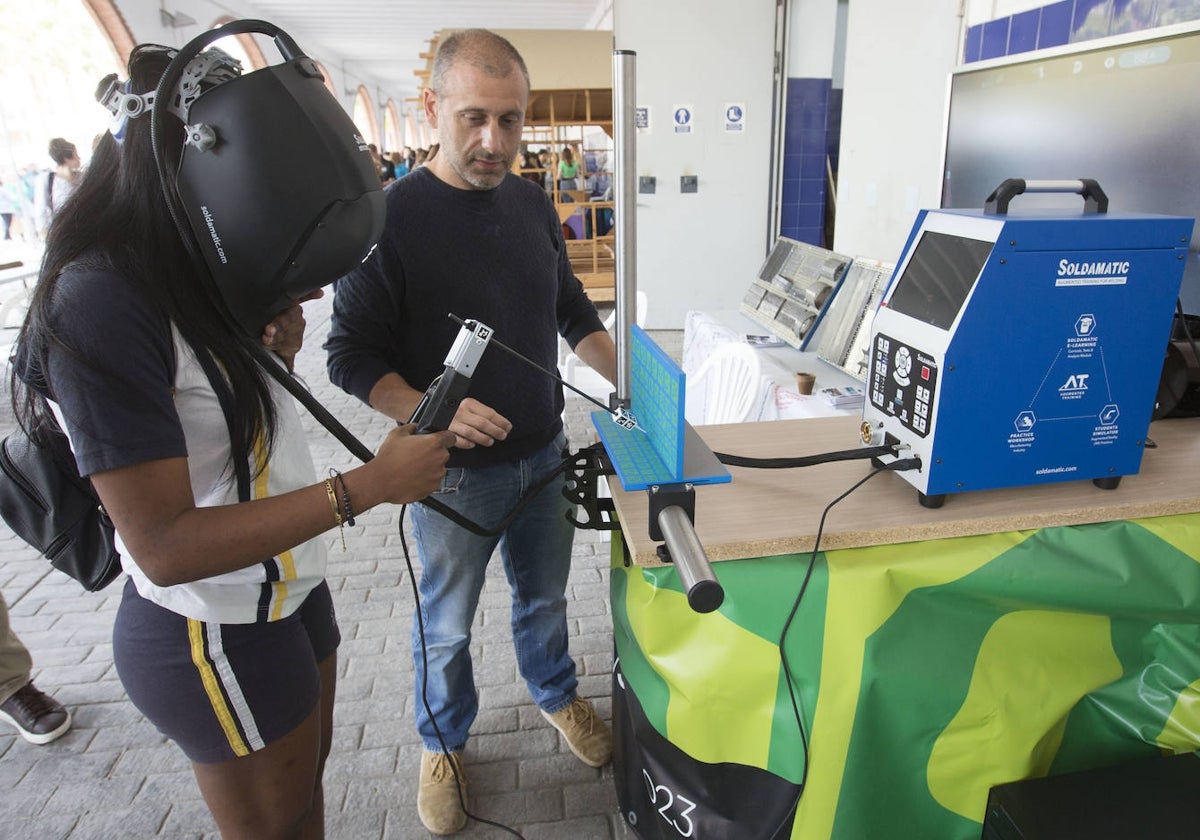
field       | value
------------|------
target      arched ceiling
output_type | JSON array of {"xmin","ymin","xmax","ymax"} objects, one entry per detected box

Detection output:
[{"xmin": 238, "ymin": 0, "xmax": 610, "ymax": 103}]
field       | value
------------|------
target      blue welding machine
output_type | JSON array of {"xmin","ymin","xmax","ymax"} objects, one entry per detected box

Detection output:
[{"xmin": 861, "ymin": 179, "xmax": 1192, "ymax": 507}]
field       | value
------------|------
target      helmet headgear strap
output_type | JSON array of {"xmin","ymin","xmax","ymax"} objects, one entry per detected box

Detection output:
[{"xmin": 96, "ymin": 47, "xmax": 241, "ymax": 142}]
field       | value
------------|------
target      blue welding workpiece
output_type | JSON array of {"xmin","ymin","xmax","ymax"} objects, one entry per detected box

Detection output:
[{"xmin": 592, "ymin": 325, "xmax": 730, "ymax": 491}]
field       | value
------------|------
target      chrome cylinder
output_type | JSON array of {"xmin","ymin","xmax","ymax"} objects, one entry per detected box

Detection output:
[
  {"xmin": 657, "ymin": 505, "xmax": 724, "ymax": 614},
  {"xmin": 612, "ymin": 50, "xmax": 637, "ymax": 406}
]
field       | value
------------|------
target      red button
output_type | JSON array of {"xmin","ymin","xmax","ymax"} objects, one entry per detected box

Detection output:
[{"xmin": 921, "ymin": 366, "xmax": 930, "ymax": 380}]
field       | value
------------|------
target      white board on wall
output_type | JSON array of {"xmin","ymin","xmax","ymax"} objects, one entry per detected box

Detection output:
[
  {"xmin": 832, "ymin": 0, "xmax": 963, "ymax": 269},
  {"xmin": 613, "ymin": 3, "xmax": 777, "ymax": 329}
]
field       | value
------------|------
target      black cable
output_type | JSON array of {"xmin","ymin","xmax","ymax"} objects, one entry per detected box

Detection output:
[
  {"xmin": 715, "ymin": 444, "xmax": 895, "ymax": 470},
  {"xmin": 400, "ymin": 504, "xmax": 527, "ymax": 839},
  {"xmin": 1177, "ymin": 298, "xmax": 1200, "ymax": 383},
  {"xmin": 773, "ymin": 457, "xmax": 921, "ymax": 832},
  {"xmin": 252, "ymin": 346, "xmax": 575, "ymax": 538},
  {"xmin": 426, "ymin": 448, "xmax": 578, "ymax": 537},
  {"xmin": 448, "ymin": 313, "xmax": 616, "ymax": 414},
  {"xmin": 1157, "ymin": 299, "xmax": 1200, "ymax": 419}
]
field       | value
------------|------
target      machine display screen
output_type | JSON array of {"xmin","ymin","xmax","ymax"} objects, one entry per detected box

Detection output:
[{"xmin": 886, "ymin": 231, "xmax": 993, "ymax": 330}]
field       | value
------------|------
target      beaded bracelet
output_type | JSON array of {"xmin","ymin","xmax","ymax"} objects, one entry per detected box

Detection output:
[{"xmin": 330, "ymin": 469, "xmax": 355, "ymax": 527}]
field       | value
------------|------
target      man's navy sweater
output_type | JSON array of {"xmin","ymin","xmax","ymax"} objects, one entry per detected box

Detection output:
[{"xmin": 325, "ymin": 166, "xmax": 605, "ymax": 468}]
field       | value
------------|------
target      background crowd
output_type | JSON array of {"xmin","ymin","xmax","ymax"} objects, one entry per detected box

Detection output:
[{"xmin": 366, "ymin": 139, "xmax": 608, "ymax": 199}]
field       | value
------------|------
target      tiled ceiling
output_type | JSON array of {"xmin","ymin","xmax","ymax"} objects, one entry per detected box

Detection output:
[{"xmin": 238, "ymin": 0, "xmax": 610, "ymax": 104}]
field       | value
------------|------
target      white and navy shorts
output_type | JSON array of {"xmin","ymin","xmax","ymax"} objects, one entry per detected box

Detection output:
[{"xmin": 112, "ymin": 578, "xmax": 340, "ymax": 764}]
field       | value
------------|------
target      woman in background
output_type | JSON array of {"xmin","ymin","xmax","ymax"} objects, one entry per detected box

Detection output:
[
  {"xmin": 519, "ymin": 150, "xmax": 542, "ymax": 184},
  {"xmin": 538, "ymin": 147, "xmax": 555, "ymax": 193},
  {"xmin": 557, "ymin": 144, "xmax": 580, "ymax": 191}
]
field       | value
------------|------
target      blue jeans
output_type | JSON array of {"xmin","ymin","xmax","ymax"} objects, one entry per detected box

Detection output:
[{"xmin": 409, "ymin": 433, "xmax": 578, "ymax": 752}]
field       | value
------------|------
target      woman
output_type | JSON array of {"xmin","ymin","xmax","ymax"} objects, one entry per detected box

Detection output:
[
  {"xmin": 519, "ymin": 150, "xmax": 542, "ymax": 185},
  {"xmin": 538, "ymin": 148, "xmax": 555, "ymax": 193},
  {"xmin": 10, "ymin": 44, "xmax": 454, "ymax": 839},
  {"xmin": 557, "ymin": 144, "xmax": 580, "ymax": 192}
]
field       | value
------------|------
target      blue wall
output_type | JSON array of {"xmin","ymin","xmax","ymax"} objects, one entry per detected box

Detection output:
[
  {"xmin": 965, "ymin": 0, "xmax": 1200, "ymax": 63},
  {"xmin": 780, "ymin": 1, "xmax": 1200, "ymax": 245},
  {"xmin": 779, "ymin": 77, "xmax": 841, "ymax": 246}
]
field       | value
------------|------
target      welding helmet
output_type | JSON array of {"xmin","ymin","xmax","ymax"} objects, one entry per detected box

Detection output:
[{"xmin": 102, "ymin": 19, "xmax": 384, "ymax": 335}]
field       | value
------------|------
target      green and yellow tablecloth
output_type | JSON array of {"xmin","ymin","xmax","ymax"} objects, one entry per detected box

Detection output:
[{"xmin": 610, "ymin": 513, "xmax": 1200, "ymax": 839}]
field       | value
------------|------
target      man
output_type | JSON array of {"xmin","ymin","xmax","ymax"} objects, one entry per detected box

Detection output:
[
  {"xmin": 34, "ymin": 138, "xmax": 82, "ymax": 236},
  {"xmin": 325, "ymin": 29, "xmax": 617, "ymax": 835},
  {"xmin": 0, "ymin": 176, "xmax": 18, "ymax": 240},
  {"xmin": 0, "ymin": 591, "xmax": 71, "ymax": 745},
  {"xmin": 389, "ymin": 150, "xmax": 409, "ymax": 179}
]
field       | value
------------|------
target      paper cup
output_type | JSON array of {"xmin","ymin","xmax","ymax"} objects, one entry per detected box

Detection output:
[{"xmin": 795, "ymin": 372, "xmax": 816, "ymax": 394}]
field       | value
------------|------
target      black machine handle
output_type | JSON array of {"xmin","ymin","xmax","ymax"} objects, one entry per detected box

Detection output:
[{"xmin": 984, "ymin": 178, "xmax": 1109, "ymax": 215}]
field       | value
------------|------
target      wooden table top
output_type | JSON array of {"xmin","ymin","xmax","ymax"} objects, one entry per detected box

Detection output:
[{"xmin": 605, "ymin": 415, "xmax": 1200, "ymax": 567}]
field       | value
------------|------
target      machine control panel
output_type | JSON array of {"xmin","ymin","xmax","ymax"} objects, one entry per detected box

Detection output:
[{"xmin": 869, "ymin": 332, "xmax": 939, "ymax": 438}]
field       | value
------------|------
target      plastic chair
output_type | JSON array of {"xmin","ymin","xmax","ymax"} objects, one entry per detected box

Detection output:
[
  {"xmin": 0, "ymin": 262, "xmax": 37, "ymax": 330},
  {"xmin": 561, "ymin": 290, "xmax": 648, "ymax": 399},
  {"xmin": 684, "ymin": 341, "xmax": 763, "ymax": 425}
]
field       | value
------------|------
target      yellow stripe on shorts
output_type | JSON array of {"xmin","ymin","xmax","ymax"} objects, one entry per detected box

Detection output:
[
  {"xmin": 252, "ymin": 434, "xmax": 295, "ymax": 621},
  {"xmin": 187, "ymin": 618, "xmax": 250, "ymax": 757}
]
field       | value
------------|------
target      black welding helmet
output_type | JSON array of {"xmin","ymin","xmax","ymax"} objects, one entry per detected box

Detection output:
[{"xmin": 104, "ymin": 19, "xmax": 384, "ymax": 335}]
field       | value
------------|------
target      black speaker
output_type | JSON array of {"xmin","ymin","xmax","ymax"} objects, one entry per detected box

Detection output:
[
  {"xmin": 1157, "ymin": 312, "xmax": 1200, "ymax": 419},
  {"xmin": 981, "ymin": 752, "xmax": 1200, "ymax": 840}
]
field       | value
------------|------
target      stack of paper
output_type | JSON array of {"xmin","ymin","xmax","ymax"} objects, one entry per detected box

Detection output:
[{"xmin": 817, "ymin": 385, "xmax": 866, "ymax": 408}]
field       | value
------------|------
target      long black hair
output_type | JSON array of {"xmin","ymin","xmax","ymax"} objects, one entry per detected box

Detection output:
[{"xmin": 11, "ymin": 43, "xmax": 278, "ymax": 477}]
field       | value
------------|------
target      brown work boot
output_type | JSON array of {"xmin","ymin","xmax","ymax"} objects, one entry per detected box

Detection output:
[
  {"xmin": 541, "ymin": 697, "xmax": 612, "ymax": 768},
  {"xmin": 417, "ymin": 749, "xmax": 468, "ymax": 835}
]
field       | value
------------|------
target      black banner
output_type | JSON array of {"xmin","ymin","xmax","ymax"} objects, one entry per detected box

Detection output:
[{"xmin": 612, "ymin": 663, "xmax": 802, "ymax": 839}]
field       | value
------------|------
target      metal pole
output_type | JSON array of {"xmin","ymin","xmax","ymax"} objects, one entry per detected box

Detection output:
[
  {"xmin": 657, "ymin": 505, "xmax": 725, "ymax": 613},
  {"xmin": 612, "ymin": 50, "xmax": 637, "ymax": 407},
  {"xmin": 613, "ymin": 52, "xmax": 722, "ymax": 616}
]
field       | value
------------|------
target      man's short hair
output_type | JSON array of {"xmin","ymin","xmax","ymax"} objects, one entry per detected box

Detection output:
[
  {"xmin": 48, "ymin": 138, "xmax": 77, "ymax": 165},
  {"xmin": 431, "ymin": 29, "xmax": 530, "ymax": 94}
]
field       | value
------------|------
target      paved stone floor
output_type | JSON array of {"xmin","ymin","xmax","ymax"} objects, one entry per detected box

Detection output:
[{"xmin": 0, "ymin": 289, "xmax": 680, "ymax": 839}]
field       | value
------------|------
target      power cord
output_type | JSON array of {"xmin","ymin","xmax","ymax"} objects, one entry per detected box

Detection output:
[
  {"xmin": 419, "ymin": 451, "xmax": 577, "ymax": 537},
  {"xmin": 770, "ymin": 457, "xmax": 921, "ymax": 835},
  {"xmin": 400, "ymin": 504, "xmax": 528, "ymax": 839},
  {"xmin": 714, "ymin": 444, "xmax": 896, "ymax": 470},
  {"xmin": 1177, "ymin": 298, "xmax": 1199, "ymax": 368}
]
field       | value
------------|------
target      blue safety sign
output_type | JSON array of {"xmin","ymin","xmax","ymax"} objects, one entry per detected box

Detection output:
[
  {"xmin": 673, "ymin": 105, "xmax": 693, "ymax": 134},
  {"xmin": 725, "ymin": 102, "xmax": 746, "ymax": 132}
]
